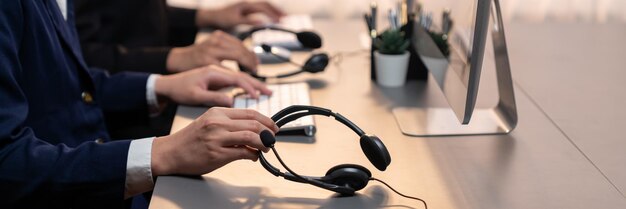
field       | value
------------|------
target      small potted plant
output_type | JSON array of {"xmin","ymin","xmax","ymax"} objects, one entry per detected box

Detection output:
[{"xmin": 374, "ymin": 29, "xmax": 410, "ymax": 87}]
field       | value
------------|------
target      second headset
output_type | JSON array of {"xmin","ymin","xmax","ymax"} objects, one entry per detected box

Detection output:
[{"xmin": 238, "ymin": 26, "xmax": 330, "ymax": 81}]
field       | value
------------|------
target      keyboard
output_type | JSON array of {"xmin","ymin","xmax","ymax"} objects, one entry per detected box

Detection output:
[
  {"xmin": 252, "ymin": 15, "xmax": 314, "ymax": 50},
  {"xmin": 233, "ymin": 82, "xmax": 316, "ymax": 136}
]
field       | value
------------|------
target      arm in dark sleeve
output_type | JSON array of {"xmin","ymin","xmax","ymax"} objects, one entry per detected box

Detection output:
[
  {"xmin": 167, "ymin": 6, "xmax": 197, "ymax": 28},
  {"xmin": 0, "ymin": 3, "xmax": 130, "ymax": 207},
  {"xmin": 73, "ymin": 1, "xmax": 172, "ymax": 75},
  {"xmin": 80, "ymin": 43, "xmax": 172, "ymax": 75},
  {"xmin": 167, "ymin": 6, "xmax": 198, "ymax": 46},
  {"xmin": 87, "ymin": 67, "xmax": 150, "ymax": 113}
]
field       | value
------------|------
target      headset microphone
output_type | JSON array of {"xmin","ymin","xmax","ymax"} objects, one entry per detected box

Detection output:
[
  {"xmin": 257, "ymin": 105, "xmax": 427, "ymax": 209},
  {"xmin": 259, "ymin": 130, "xmax": 276, "ymax": 148}
]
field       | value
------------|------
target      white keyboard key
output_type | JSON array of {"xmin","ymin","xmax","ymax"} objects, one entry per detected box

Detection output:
[
  {"xmin": 247, "ymin": 98, "xmax": 258, "ymax": 110},
  {"xmin": 233, "ymin": 97, "xmax": 246, "ymax": 109},
  {"xmin": 257, "ymin": 95, "xmax": 270, "ymax": 115},
  {"xmin": 232, "ymin": 82, "xmax": 315, "ymax": 136}
]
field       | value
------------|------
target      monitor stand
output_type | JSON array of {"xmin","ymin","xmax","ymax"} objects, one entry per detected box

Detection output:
[{"xmin": 393, "ymin": 0, "xmax": 517, "ymax": 136}]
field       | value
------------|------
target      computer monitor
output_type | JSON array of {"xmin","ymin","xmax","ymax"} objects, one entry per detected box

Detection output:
[{"xmin": 392, "ymin": 0, "xmax": 517, "ymax": 136}]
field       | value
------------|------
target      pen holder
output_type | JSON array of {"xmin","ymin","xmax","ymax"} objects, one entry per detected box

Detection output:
[{"xmin": 370, "ymin": 17, "xmax": 428, "ymax": 82}]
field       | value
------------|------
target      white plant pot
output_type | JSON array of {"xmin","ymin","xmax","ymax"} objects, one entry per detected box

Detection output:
[{"xmin": 374, "ymin": 51, "xmax": 410, "ymax": 87}]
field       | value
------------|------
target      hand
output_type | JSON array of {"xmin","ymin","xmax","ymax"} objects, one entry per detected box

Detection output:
[
  {"xmin": 151, "ymin": 107, "xmax": 280, "ymax": 176},
  {"xmin": 155, "ymin": 65, "xmax": 271, "ymax": 107},
  {"xmin": 166, "ymin": 30, "xmax": 259, "ymax": 73},
  {"xmin": 196, "ymin": 1, "xmax": 285, "ymax": 29}
]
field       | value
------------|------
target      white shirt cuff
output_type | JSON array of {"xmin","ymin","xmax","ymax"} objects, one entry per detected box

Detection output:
[
  {"xmin": 146, "ymin": 74, "xmax": 160, "ymax": 108},
  {"xmin": 125, "ymin": 137, "xmax": 155, "ymax": 199}
]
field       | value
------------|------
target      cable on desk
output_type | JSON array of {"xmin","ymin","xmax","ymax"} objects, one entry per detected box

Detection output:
[
  {"xmin": 370, "ymin": 177, "xmax": 428, "ymax": 209},
  {"xmin": 273, "ymin": 145, "xmax": 428, "ymax": 209},
  {"xmin": 330, "ymin": 49, "xmax": 369, "ymax": 66},
  {"xmin": 329, "ymin": 49, "xmax": 369, "ymax": 83}
]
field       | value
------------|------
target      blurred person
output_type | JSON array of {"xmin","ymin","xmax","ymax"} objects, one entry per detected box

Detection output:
[
  {"xmin": 74, "ymin": 0, "xmax": 284, "ymax": 139},
  {"xmin": 74, "ymin": 0, "xmax": 285, "ymax": 74}
]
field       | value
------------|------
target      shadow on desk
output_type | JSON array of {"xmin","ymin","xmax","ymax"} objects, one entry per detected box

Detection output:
[
  {"xmin": 368, "ymin": 80, "xmax": 437, "ymax": 109},
  {"xmin": 367, "ymin": 79, "xmax": 519, "ymax": 208},
  {"xmin": 152, "ymin": 176, "xmax": 418, "ymax": 209},
  {"xmin": 427, "ymin": 135, "xmax": 517, "ymax": 208}
]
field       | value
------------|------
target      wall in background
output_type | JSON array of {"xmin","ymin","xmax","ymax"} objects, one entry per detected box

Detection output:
[
  {"xmin": 501, "ymin": 0, "xmax": 626, "ymax": 23},
  {"xmin": 168, "ymin": 0, "xmax": 626, "ymax": 23}
]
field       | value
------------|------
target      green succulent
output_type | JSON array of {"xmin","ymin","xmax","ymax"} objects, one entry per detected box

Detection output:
[{"xmin": 375, "ymin": 29, "xmax": 410, "ymax": 55}]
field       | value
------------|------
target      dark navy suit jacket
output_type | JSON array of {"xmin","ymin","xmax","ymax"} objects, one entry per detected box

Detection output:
[
  {"xmin": 0, "ymin": 0, "xmax": 150, "ymax": 208},
  {"xmin": 74, "ymin": 0, "xmax": 198, "ymax": 74}
]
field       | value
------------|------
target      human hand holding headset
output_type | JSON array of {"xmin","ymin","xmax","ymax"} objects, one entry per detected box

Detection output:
[{"xmin": 258, "ymin": 105, "xmax": 428, "ymax": 209}]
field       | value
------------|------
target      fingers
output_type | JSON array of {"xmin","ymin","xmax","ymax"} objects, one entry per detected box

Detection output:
[
  {"xmin": 196, "ymin": 90, "xmax": 233, "ymax": 107},
  {"xmin": 241, "ymin": 2, "xmax": 285, "ymax": 22},
  {"xmin": 202, "ymin": 66, "xmax": 257, "ymax": 97},
  {"xmin": 218, "ymin": 108, "xmax": 279, "ymax": 133},
  {"xmin": 251, "ymin": 76, "xmax": 271, "ymax": 95},
  {"xmin": 219, "ymin": 119, "xmax": 275, "ymax": 137},
  {"xmin": 221, "ymin": 146, "xmax": 260, "ymax": 162},
  {"xmin": 209, "ymin": 44, "xmax": 258, "ymax": 73},
  {"xmin": 206, "ymin": 31, "xmax": 258, "ymax": 72},
  {"xmin": 204, "ymin": 66, "xmax": 271, "ymax": 98},
  {"xmin": 220, "ymin": 130, "xmax": 270, "ymax": 152},
  {"xmin": 233, "ymin": 72, "xmax": 277, "ymax": 99},
  {"xmin": 220, "ymin": 32, "xmax": 258, "ymax": 70},
  {"xmin": 233, "ymin": 74, "xmax": 260, "ymax": 99}
]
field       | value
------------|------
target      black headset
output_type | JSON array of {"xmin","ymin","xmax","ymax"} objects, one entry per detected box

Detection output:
[
  {"xmin": 258, "ymin": 105, "xmax": 392, "ymax": 196},
  {"xmin": 238, "ymin": 26, "xmax": 323, "ymax": 49},
  {"xmin": 238, "ymin": 27, "xmax": 330, "ymax": 81}
]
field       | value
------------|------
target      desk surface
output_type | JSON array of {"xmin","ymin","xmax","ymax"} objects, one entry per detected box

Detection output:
[
  {"xmin": 149, "ymin": 20, "xmax": 626, "ymax": 209},
  {"xmin": 507, "ymin": 23, "xmax": 626, "ymax": 197}
]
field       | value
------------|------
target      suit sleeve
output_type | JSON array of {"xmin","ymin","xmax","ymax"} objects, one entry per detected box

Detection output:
[
  {"xmin": 81, "ymin": 43, "xmax": 172, "ymax": 75},
  {"xmin": 167, "ymin": 6, "xmax": 198, "ymax": 47},
  {"xmin": 87, "ymin": 67, "xmax": 151, "ymax": 113},
  {"xmin": 73, "ymin": 0, "xmax": 172, "ymax": 75},
  {"xmin": 167, "ymin": 6, "xmax": 197, "ymax": 28},
  {"xmin": 0, "ymin": 2, "xmax": 130, "ymax": 207}
]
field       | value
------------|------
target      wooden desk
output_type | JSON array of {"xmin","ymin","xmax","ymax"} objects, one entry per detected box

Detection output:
[{"xmin": 149, "ymin": 19, "xmax": 626, "ymax": 209}]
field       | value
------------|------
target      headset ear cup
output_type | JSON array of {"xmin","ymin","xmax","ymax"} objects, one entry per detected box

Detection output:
[
  {"xmin": 303, "ymin": 53, "xmax": 329, "ymax": 73},
  {"xmin": 323, "ymin": 164, "xmax": 372, "ymax": 192},
  {"xmin": 296, "ymin": 31, "xmax": 323, "ymax": 49},
  {"xmin": 360, "ymin": 135, "xmax": 392, "ymax": 171}
]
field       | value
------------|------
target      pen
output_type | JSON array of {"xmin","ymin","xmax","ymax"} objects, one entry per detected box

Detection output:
[
  {"xmin": 389, "ymin": 9, "xmax": 398, "ymax": 30},
  {"xmin": 442, "ymin": 8, "xmax": 452, "ymax": 34},
  {"xmin": 370, "ymin": 1, "xmax": 377, "ymax": 32},
  {"xmin": 364, "ymin": 13, "xmax": 372, "ymax": 31}
]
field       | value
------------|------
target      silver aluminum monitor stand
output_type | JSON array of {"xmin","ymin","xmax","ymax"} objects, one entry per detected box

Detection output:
[{"xmin": 393, "ymin": 0, "xmax": 517, "ymax": 136}]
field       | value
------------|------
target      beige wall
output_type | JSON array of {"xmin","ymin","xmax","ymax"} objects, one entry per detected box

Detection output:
[{"xmin": 168, "ymin": 0, "xmax": 626, "ymax": 23}]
